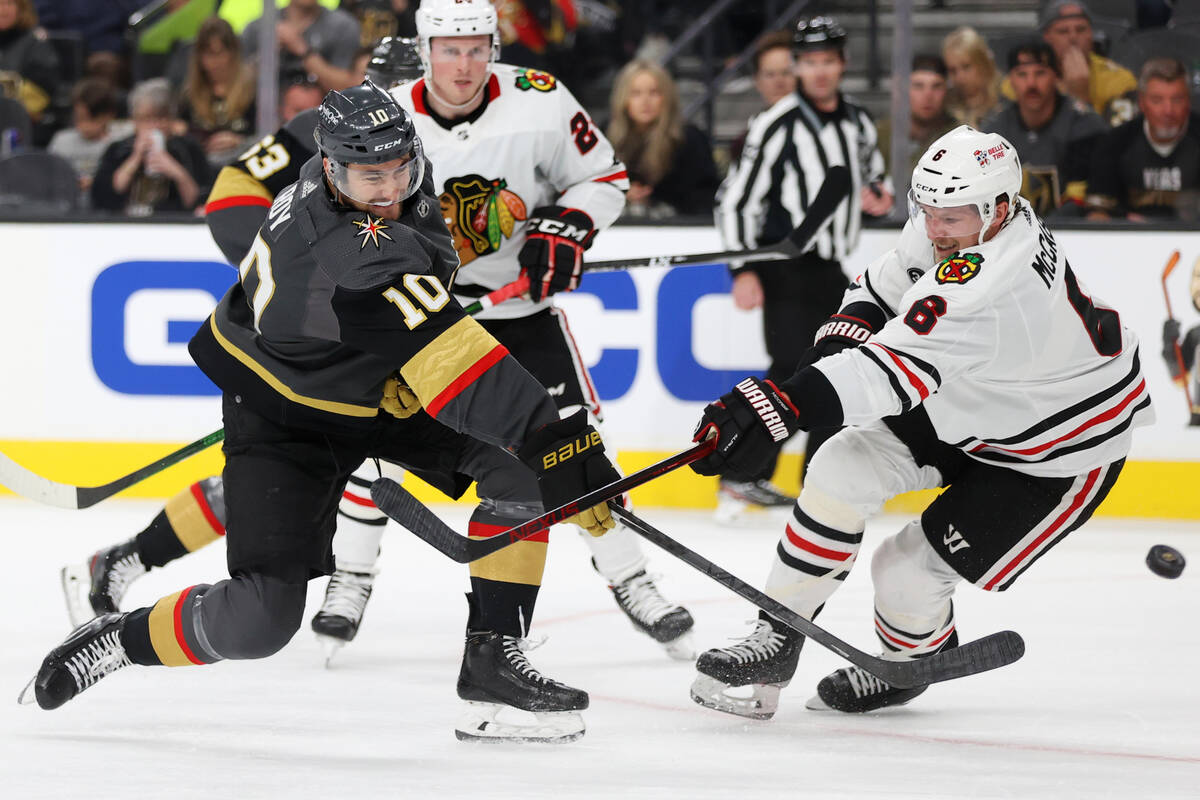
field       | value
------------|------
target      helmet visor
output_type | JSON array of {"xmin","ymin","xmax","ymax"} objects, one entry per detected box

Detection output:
[
  {"xmin": 328, "ymin": 147, "xmax": 424, "ymax": 207},
  {"xmin": 909, "ymin": 191, "xmax": 986, "ymax": 241}
]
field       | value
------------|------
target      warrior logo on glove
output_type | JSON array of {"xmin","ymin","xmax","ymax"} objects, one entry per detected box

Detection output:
[
  {"xmin": 691, "ymin": 377, "xmax": 801, "ymax": 476},
  {"xmin": 734, "ymin": 378, "xmax": 793, "ymax": 442}
]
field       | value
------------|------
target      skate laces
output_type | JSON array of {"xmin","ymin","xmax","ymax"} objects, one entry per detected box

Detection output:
[
  {"xmin": 500, "ymin": 636, "xmax": 550, "ymax": 684},
  {"xmin": 844, "ymin": 667, "xmax": 889, "ymax": 698},
  {"xmin": 718, "ymin": 619, "xmax": 789, "ymax": 664},
  {"xmin": 613, "ymin": 571, "xmax": 677, "ymax": 625},
  {"xmin": 318, "ymin": 570, "xmax": 373, "ymax": 622},
  {"xmin": 96, "ymin": 548, "xmax": 146, "ymax": 607},
  {"xmin": 64, "ymin": 630, "xmax": 131, "ymax": 693}
]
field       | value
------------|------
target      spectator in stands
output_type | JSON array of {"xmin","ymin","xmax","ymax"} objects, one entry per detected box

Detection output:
[
  {"xmin": 606, "ymin": 58, "xmax": 718, "ymax": 217},
  {"xmin": 729, "ymin": 31, "xmax": 796, "ymax": 163},
  {"xmin": 47, "ymin": 78, "xmax": 130, "ymax": 196},
  {"xmin": 279, "ymin": 79, "xmax": 324, "ymax": 123},
  {"xmin": 983, "ymin": 40, "xmax": 1107, "ymax": 216},
  {"xmin": 344, "ymin": 0, "xmax": 417, "ymax": 47},
  {"xmin": 179, "ymin": 18, "xmax": 257, "ymax": 169},
  {"xmin": 32, "ymin": 0, "xmax": 142, "ymax": 57},
  {"xmin": 876, "ymin": 54, "xmax": 957, "ymax": 179},
  {"xmin": 942, "ymin": 26, "xmax": 1001, "ymax": 128},
  {"xmin": 0, "ymin": 0, "xmax": 58, "ymax": 122},
  {"xmin": 243, "ymin": 0, "xmax": 361, "ymax": 92},
  {"xmin": 1086, "ymin": 58, "xmax": 1200, "ymax": 222},
  {"xmin": 1000, "ymin": 1, "xmax": 1137, "ymax": 126},
  {"xmin": 91, "ymin": 78, "xmax": 210, "ymax": 216}
]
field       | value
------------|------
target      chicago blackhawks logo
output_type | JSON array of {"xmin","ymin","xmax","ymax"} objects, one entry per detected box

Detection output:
[
  {"xmin": 935, "ymin": 252, "xmax": 983, "ymax": 284},
  {"xmin": 515, "ymin": 69, "xmax": 557, "ymax": 92},
  {"xmin": 439, "ymin": 174, "xmax": 527, "ymax": 266},
  {"xmin": 352, "ymin": 214, "xmax": 393, "ymax": 249}
]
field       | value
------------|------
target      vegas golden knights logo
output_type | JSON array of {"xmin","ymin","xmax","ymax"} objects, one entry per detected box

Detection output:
[{"xmin": 440, "ymin": 174, "xmax": 527, "ymax": 266}]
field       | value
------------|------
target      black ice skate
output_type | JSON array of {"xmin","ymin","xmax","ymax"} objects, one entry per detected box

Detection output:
[
  {"xmin": 609, "ymin": 570, "xmax": 696, "ymax": 660},
  {"xmin": 716, "ymin": 479, "xmax": 795, "ymax": 526},
  {"xmin": 310, "ymin": 569, "xmax": 375, "ymax": 667},
  {"xmin": 691, "ymin": 613, "xmax": 804, "ymax": 719},
  {"xmin": 60, "ymin": 539, "xmax": 147, "ymax": 628},
  {"xmin": 806, "ymin": 632, "xmax": 958, "ymax": 713},
  {"xmin": 456, "ymin": 631, "xmax": 589, "ymax": 743},
  {"xmin": 19, "ymin": 614, "xmax": 132, "ymax": 710}
]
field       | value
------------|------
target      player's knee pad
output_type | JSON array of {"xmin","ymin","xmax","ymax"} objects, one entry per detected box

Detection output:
[
  {"xmin": 796, "ymin": 483, "xmax": 866, "ymax": 534},
  {"xmin": 802, "ymin": 429, "xmax": 897, "ymax": 520},
  {"xmin": 871, "ymin": 521, "xmax": 960, "ymax": 625},
  {"xmin": 201, "ymin": 572, "xmax": 307, "ymax": 660}
]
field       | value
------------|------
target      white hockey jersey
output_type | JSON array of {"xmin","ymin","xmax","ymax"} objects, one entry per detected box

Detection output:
[
  {"xmin": 393, "ymin": 65, "xmax": 629, "ymax": 319},
  {"xmin": 812, "ymin": 201, "xmax": 1154, "ymax": 478}
]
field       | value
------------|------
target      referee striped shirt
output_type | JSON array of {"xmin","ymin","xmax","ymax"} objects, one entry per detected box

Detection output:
[{"xmin": 717, "ymin": 90, "xmax": 887, "ymax": 264}]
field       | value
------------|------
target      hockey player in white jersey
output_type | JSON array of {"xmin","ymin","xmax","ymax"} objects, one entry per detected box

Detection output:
[
  {"xmin": 380, "ymin": 0, "xmax": 691, "ymax": 741},
  {"xmin": 687, "ymin": 126, "xmax": 1153, "ymax": 718}
]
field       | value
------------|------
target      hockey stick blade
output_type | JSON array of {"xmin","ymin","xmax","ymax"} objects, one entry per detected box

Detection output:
[
  {"xmin": 371, "ymin": 439, "xmax": 716, "ymax": 563},
  {"xmin": 0, "ymin": 429, "xmax": 225, "ymax": 509},
  {"xmin": 611, "ymin": 505, "xmax": 1025, "ymax": 689},
  {"xmin": 582, "ymin": 166, "xmax": 852, "ymax": 274}
]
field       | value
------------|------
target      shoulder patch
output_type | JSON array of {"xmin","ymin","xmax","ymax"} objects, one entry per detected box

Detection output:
[
  {"xmin": 353, "ymin": 214, "xmax": 394, "ymax": 250},
  {"xmin": 935, "ymin": 252, "xmax": 983, "ymax": 285},
  {"xmin": 515, "ymin": 69, "xmax": 557, "ymax": 92}
]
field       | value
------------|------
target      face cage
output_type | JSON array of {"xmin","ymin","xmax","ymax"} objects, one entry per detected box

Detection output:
[
  {"xmin": 908, "ymin": 189, "xmax": 994, "ymax": 247},
  {"xmin": 327, "ymin": 145, "xmax": 424, "ymax": 208}
]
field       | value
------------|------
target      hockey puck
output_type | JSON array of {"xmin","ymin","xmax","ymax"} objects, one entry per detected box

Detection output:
[{"xmin": 1146, "ymin": 545, "xmax": 1186, "ymax": 579}]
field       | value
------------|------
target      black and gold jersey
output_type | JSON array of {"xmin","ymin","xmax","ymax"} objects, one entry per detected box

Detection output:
[
  {"xmin": 190, "ymin": 156, "xmax": 558, "ymax": 449},
  {"xmin": 1086, "ymin": 113, "xmax": 1200, "ymax": 219}
]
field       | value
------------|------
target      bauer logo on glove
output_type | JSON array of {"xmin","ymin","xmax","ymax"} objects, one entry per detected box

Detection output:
[{"xmin": 541, "ymin": 429, "xmax": 602, "ymax": 470}]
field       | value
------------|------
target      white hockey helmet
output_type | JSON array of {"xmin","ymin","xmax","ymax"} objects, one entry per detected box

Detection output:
[
  {"xmin": 909, "ymin": 125, "xmax": 1023, "ymax": 245},
  {"xmin": 415, "ymin": 0, "xmax": 500, "ymax": 79}
]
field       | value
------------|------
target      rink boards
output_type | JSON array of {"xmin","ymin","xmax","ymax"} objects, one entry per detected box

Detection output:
[{"xmin": 1, "ymin": 221, "xmax": 1198, "ymax": 517}]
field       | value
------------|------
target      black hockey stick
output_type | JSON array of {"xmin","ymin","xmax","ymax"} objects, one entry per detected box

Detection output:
[
  {"xmin": 370, "ymin": 439, "xmax": 716, "ymax": 563},
  {"xmin": 611, "ymin": 505, "xmax": 1025, "ymax": 688},
  {"xmin": 582, "ymin": 165, "xmax": 851, "ymax": 273},
  {"xmin": 0, "ymin": 428, "xmax": 225, "ymax": 510}
]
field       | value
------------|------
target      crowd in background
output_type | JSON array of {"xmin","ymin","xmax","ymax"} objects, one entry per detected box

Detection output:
[{"xmin": 0, "ymin": 0, "xmax": 1197, "ymax": 222}]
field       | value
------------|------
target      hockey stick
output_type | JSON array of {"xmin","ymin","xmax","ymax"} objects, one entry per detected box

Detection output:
[
  {"xmin": 582, "ymin": 165, "xmax": 851, "ymax": 273},
  {"xmin": 1161, "ymin": 250, "xmax": 1195, "ymax": 415},
  {"xmin": 370, "ymin": 439, "xmax": 716, "ymax": 563},
  {"xmin": 0, "ymin": 428, "xmax": 225, "ymax": 510},
  {"xmin": 610, "ymin": 505, "xmax": 1026, "ymax": 688}
]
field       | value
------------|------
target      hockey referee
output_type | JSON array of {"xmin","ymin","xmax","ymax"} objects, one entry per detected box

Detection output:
[{"xmin": 715, "ymin": 15, "xmax": 893, "ymax": 509}]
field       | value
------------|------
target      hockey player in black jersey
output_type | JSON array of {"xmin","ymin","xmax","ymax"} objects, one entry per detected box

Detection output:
[{"xmin": 25, "ymin": 82, "xmax": 619, "ymax": 744}]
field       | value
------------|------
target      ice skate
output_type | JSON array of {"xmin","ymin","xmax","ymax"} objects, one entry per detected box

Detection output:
[
  {"xmin": 609, "ymin": 570, "xmax": 696, "ymax": 660},
  {"xmin": 804, "ymin": 666, "xmax": 928, "ymax": 712},
  {"xmin": 19, "ymin": 613, "xmax": 132, "ymax": 710},
  {"xmin": 60, "ymin": 539, "xmax": 146, "ymax": 628},
  {"xmin": 691, "ymin": 613, "xmax": 804, "ymax": 720},
  {"xmin": 310, "ymin": 569, "xmax": 375, "ymax": 667},
  {"xmin": 456, "ymin": 631, "xmax": 588, "ymax": 743},
  {"xmin": 715, "ymin": 479, "xmax": 795, "ymax": 526}
]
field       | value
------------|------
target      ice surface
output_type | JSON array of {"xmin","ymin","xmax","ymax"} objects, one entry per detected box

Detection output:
[{"xmin": 2, "ymin": 499, "xmax": 1197, "ymax": 798}]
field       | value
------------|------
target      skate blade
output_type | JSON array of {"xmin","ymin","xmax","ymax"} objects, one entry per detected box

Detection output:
[
  {"xmin": 689, "ymin": 673, "xmax": 783, "ymax": 720},
  {"xmin": 662, "ymin": 632, "xmax": 697, "ymax": 662},
  {"xmin": 454, "ymin": 702, "xmax": 585, "ymax": 744},
  {"xmin": 60, "ymin": 564, "xmax": 95, "ymax": 630},
  {"xmin": 804, "ymin": 693, "xmax": 833, "ymax": 711},
  {"xmin": 315, "ymin": 635, "xmax": 346, "ymax": 668},
  {"xmin": 17, "ymin": 675, "xmax": 38, "ymax": 706}
]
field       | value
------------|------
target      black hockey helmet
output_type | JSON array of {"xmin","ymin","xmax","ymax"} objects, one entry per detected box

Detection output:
[
  {"xmin": 794, "ymin": 16, "xmax": 847, "ymax": 53},
  {"xmin": 366, "ymin": 36, "xmax": 423, "ymax": 89},
  {"xmin": 314, "ymin": 80, "xmax": 425, "ymax": 204}
]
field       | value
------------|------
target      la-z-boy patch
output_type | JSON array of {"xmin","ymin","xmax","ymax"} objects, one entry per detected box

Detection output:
[{"xmin": 935, "ymin": 252, "xmax": 983, "ymax": 284}]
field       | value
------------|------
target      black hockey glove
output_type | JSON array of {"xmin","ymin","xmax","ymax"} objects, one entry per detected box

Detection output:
[
  {"xmin": 1163, "ymin": 318, "xmax": 1184, "ymax": 379},
  {"xmin": 691, "ymin": 377, "xmax": 801, "ymax": 477},
  {"xmin": 519, "ymin": 205, "xmax": 596, "ymax": 302},
  {"xmin": 795, "ymin": 311, "xmax": 877, "ymax": 371},
  {"xmin": 518, "ymin": 409, "xmax": 619, "ymax": 536}
]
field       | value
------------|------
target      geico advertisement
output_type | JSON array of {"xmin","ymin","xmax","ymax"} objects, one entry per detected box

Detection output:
[{"xmin": 0, "ymin": 222, "xmax": 1198, "ymax": 460}]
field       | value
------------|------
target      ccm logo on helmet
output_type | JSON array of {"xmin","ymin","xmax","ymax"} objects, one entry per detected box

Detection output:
[
  {"xmin": 734, "ymin": 378, "xmax": 791, "ymax": 442},
  {"xmin": 914, "ymin": 183, "xmax": 937, "ymax": 193},
  {"xmin": 373, "ymin": 138, "xmax": 405, "ymax": 151}
]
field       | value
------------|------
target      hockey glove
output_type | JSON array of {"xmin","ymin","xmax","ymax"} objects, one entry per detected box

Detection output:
[
  {"xmin": 518, "ymin": 409, "xmax": 619, "ymax": 536},
  {"xmin": 381, "ymin": 374, "xmax": 422, "ymax": 419},
  {"xmin": 519, "ymin": 205, "xmax": 596, "ymax": 302},
  {"xmin": 691, "ymin": 377, "xmax": 801, "ymax": 477},
  {"xmin": 795, "ymin": 312, "xmax": 877, "ymax": 371}
]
